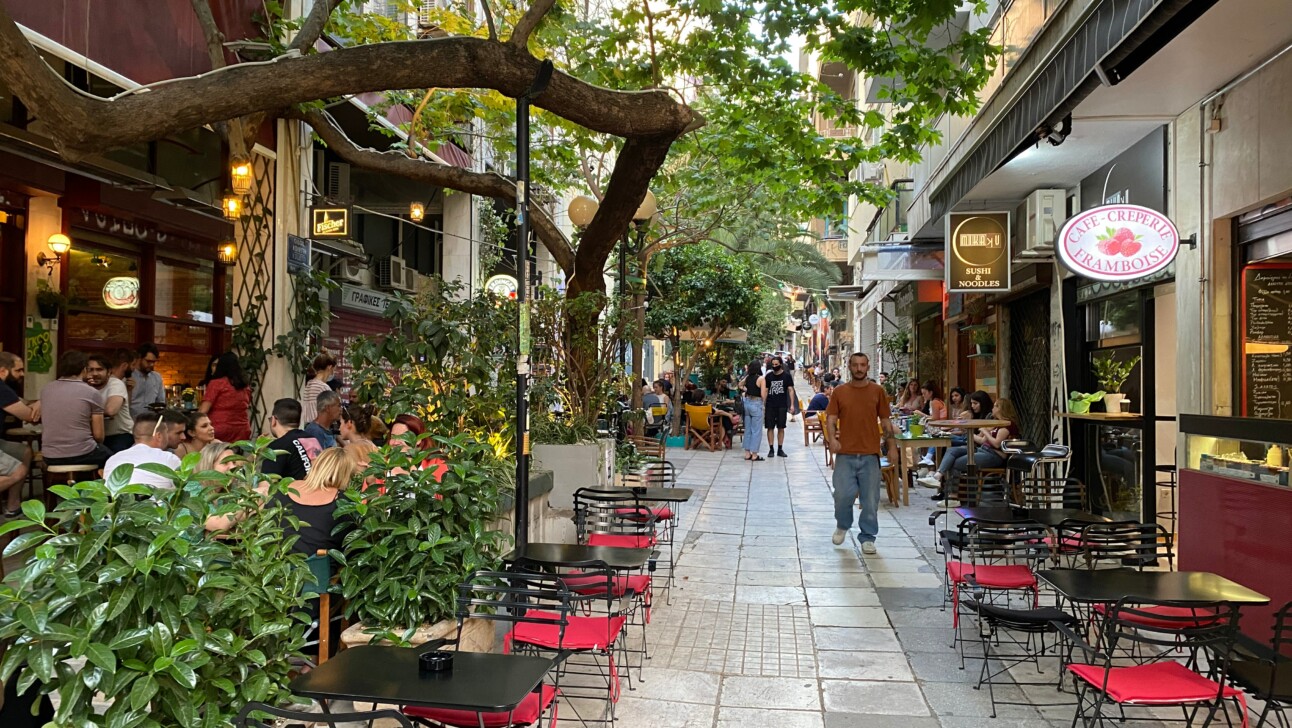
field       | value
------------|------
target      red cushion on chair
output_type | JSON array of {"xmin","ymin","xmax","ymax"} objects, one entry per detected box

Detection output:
[
  {"xmin": 587, "ymin": 533, "xmax": 656, "ymax": 548},
  {"xmin": 1091, "ymin": 603, "xmax": 1223, "ymax": 629},
  {"xmin": 1067, "ymin": 661, "xmax": 1242, "ymax": 705},
  {"xmin": 562, "ymin": 572, "xmax": 651, "ymax": 598},
  {"xmin": 404, "ymin": 684, "xmax": 556, "ymax": 727},
  {"xmin": 614, "ymin": 505, "xmax": 675, "ymax": 520},
  {"xmin": 511, "ymin": 611, "xmax": 628, "ymax": 651},
  {"xmin": 946, "ymin": 561, "xmax": 1037, "ymax": 589}
]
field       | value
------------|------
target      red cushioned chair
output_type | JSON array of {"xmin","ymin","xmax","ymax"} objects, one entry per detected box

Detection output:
[
  {"xmin": 941, "ymin": 519, "xmax": 1051, "ymax": 665},
  {"xmin": 505, "ymin": 560, "xmax": 632, "ymax": 726},
  {"xmin": 1226, "ymin": 601, "xmax": 1292, "ymax": 728},
  {"xmin": 403, "ymin": 570, "xmax": 571, "ymax": 728},
  {"xmin": 1057, "ymin": 598, "xmax": 1246, "ymax": 728},
  {"xmin": 615, "ymin": 461, "xmax": 679, "ymax": 596}
]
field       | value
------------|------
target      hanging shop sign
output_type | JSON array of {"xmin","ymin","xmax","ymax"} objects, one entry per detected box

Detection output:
[
  {"xmin": 946, "ymin": 212, "xmax": 1011, "ymax": 293},
  {"xmin": 102, "ymin": 276, "xmax": 140, "ymax": 310},
  {"xmin": 287, "ymin": 235, "xmax": 312, "ymax": 274},
  {"xmin": 1056, "ymin": 204, "xmax": 1179, "ymax": 282},
  {"xmin": 485, "ymin": 274, "xmax": 519, "ymax": 299},
  {"xmin": 311, "ymin": 207, "xmax": 350, "ymax": 239}
]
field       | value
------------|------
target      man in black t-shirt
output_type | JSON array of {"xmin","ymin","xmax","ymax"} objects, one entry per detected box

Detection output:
[
  {"xmin": 0, "ymin": 353, "xmax": 38, "ymax": 516},
  {"xmin": 262, "ymin": 398, "xmax": 322, "ymax": 481},
  {"xmin": 761, "ymin": 356, "xmax": 797, "ymax": 458}
]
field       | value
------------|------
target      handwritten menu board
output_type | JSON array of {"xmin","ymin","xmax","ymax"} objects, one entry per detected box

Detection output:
[{"xmin": 1243, "ymin": 264, "xmax": 1292, "ymax": 419}]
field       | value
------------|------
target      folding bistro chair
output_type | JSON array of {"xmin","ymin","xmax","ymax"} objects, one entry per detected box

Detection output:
[
  {"xmin": 683, "ymin": 404, "xmax": 723, "ymax": 451},
  {"xmin": 1076, "ymin": 520, "xmax": 1175, "ymax": 572},
  {"xmin": 1226, "ymin": 601, "xmax": 1292, "ymax": 728},
  {"xmin": 963, "ymin": 590, "xmax": 1080, "ymax": 718},
  {"xmin": 404, "ymin": 570, "xmax": 572, "ymax": 728},
  {"xmin": 237, "ymin": 703, "xmax": 413, "ymax": 727},
  {"xmin": 929, "ymin": 473, "xmax": 1009, "ymax": 556},
  {"xmin": 301, "ymin": 549, "xmax": 345, "ymax": 667},
  {"xmin": 1058, "ymin": 598, "xmax": 1246, "ymax": 728},
  {"xmin": 574, "ymin": 488, "xmax": 671, "ymax": 594}
]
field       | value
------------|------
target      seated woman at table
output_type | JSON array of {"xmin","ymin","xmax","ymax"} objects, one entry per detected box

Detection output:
[
  {"xmin": 271, "ymin": 447, "xmax": 356, "ymax": 556},
  {"xmin": 919, "ymin": 390, "xmax": 997, "ymax": 494},
  {"xmin": 804, "ymin": 381, "xmax": 832, "ymax": 418},
  {"xmin": 681, "ymin": 382, "xmax": 706, "ymax": 406},
  {"xmin": 896, "ymin": 379, "xmax": 923, "ymax": 413},
  {"xmin": 174, "ymin": 412, "xmax": 217, "ymax": 459},
  {"xmin": 389, "ymin": 413, "xmax": 449, "ymax": 483},
  {"xmin": 947, "ymin": 387, "xmax": 971, "ymax": 420},
  {"xmin": 912, "ymin": 381, "xmax": 949, "ymax": 466}
]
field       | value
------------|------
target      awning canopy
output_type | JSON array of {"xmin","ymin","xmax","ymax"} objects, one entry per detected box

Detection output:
[{"xmin": 857, "ymin": 243, "xmax": 945, "ymax": 283}]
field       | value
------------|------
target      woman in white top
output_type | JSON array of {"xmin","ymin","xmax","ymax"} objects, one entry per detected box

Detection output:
[{"xmin": 298, "ymin": 352, "xmax": 336, "ymax": 426}]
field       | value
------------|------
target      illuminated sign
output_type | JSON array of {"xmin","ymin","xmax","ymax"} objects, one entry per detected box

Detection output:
[
  {"xmin": 311, "ymin": 207, "xmax": 350, "ymax": 239},
  {"xmin": 485, "ymin": 274, "xmax": 518, "ymax": 299},
  {"xmin": 947, "ymin": 212, "xmax": 1011, "ymax": 293},
  {"xmin": 1056, "ymin": 204, "xmax": 1179, "ymax": 282},
  {"xmin": 103, "ymin": 276, "xmax": 140, "ymax": 310}
]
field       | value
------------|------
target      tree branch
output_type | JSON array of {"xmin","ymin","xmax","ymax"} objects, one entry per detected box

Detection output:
[
  {"xmin": 295, "ymin": 108, "xmax": 576, "ymax": 275},
  {"xmin": 479, "ymin": 0, "xmax": 499, "ymax": 42},
  {"xmin": 509, "ymin": 0, "xmax": 557, "ymax": 49},
  {"xmin": 0, "ymin": 4, "xmax": 699, "ymax": 159},
  {"xmin": 188, "ymin": 0, "xmax": 227, "ymax": 70},
  {"xmin": 289, "ymin": 0, "xmax": 344, "ymax": 54}
]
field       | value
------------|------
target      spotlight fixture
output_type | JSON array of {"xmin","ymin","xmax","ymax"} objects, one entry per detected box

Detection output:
[
  {"xmin": 409, "ymin": 201, "xmax": 425, "ymax": 222},
  {"xmin": 1036, "ymin": 113, "xmax": 1072, "ymax": 147}
]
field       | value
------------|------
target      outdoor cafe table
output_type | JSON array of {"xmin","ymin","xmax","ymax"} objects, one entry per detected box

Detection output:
[
  {"xmin": 1037, "ymin": 568, "xmax": 1270, "ymax": 606},
  {"xmin": 504, "ymin": 543, "xmax": 652, "ymax": 571},
  {"xmin": 926, "ymin": 419, "xmax": 1009, "ymax": 475},
  {"xmin": 290, "ymin": 645, "xmax": 555, "ymax": 716},
  {"xmin": 894, "ymin": 433, "xmax": 953, "ymax": 506},
  {"xmin": 955, "ymin": 506, "xmax": 1109, "ymax": 529}
]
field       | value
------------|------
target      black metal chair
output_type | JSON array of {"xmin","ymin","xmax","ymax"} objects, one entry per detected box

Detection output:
[
  {"xmin": 1076, "ymin": 520, "xmax": 1174, "ymax": 571},
  {"xmin": 963, "ymin": 592, "xmax": 1080, "ymax": 718},
  {"xmin": 930, "ymin": 473, "xmax": 1009, "ymax": 556},
  {"xmin": 1058, "ymin": 598, "xmax": 1246, "ymax": 728},
  {"xmin": 236, "ymin": 702, "xmax": 413, "ymax": 727},
  {"xmin": 1226, "ymin": 601, "xmax": 1292, "ymax": 727}
]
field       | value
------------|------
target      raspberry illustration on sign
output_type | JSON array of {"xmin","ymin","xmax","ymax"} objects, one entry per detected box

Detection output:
[
  {"xmin": 1057, "ymin": 205, "xmax": 1180, "ymax": 282},
  {"xmin": 1095, "ymin": 227, "xmax": 1145, "ymax": 257}
]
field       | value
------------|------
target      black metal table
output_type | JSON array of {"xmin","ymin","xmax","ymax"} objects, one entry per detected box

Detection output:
[
  {"xmin": 956, "ymin": 506, "xmax": 1109, "ymax": 529},
  {"xmin": 586, "ymin": 487, "xmax": 694, "ymax": 502},
  {"xmin": 290, "ymin": 646, "xmax": 555, "ymax": 714},
  {"xmin": 1037, "ymin": 569, "xmax": 1270, "ymax": 605},
  {"xmin": 504, "ymin": 542, "xmax": 652, "ymax": 570}
]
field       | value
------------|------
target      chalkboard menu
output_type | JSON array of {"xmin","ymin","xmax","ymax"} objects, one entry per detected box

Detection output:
[{"xmin": 1242, "ymin": 264, "xmax": 1292, "ymax": 419}]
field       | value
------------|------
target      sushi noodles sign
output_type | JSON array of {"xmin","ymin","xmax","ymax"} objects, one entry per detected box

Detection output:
[{"xmin": 1057, "ymin": 204, "xmax": 1179, "ymax": 282}]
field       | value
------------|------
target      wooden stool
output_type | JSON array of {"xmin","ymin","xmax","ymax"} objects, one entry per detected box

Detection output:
[
  {"xmin": 881, "ymin": 464, "xmax": 900, "ymax": 507},
  {"xmin": 42, "ymin": 463, "xmax": 99, "ymax": 509}
]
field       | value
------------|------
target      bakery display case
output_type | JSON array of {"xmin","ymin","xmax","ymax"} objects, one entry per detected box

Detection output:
[{"xmin": 1183, "ymin": 415, "xmax": 1292, "ymax": 487}]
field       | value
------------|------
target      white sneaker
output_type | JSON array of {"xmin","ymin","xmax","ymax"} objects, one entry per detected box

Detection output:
[
  {"xmin": 832, "ymin": 528, "xmax": 846, "ymax": 545},
  {"xmin": 917, "ymin": 475, "xmax": 940, "ymax": 488},
  {"xmin": 861, "ymin": 541, "xmax": 878, "ymax": 555},
  {"xmin": 918, "ymin": 455, "xmax": 935, "ymax": 466}
]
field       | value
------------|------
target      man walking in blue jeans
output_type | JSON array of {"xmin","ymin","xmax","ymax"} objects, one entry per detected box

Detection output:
[{"xmin": 826, "ymin": 352, "xmax": 898, "ymax": 554}]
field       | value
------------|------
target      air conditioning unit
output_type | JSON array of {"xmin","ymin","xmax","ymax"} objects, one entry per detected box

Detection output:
[
  {"xmin": 326, "ymin": 162, "xmax": 351, "ymax": 204},
  {"xmin": 375, "ymin": 256, "xmax": 411, "ymax": 291},
  {"xmin": 1022, "ymin": 188, "xmax": 1065, "ymax": 252},
  {"xmin": 402, "ymin": 266, "xmax": 418, "ymax": 292},
  {"xmin": 332, "ymin": 257, "xmax": 366, "ymax": 284}
]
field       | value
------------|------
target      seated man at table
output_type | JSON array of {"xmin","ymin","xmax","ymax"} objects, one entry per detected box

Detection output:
[
  {"xmin": 805, "ymin": 381, "xmax": 832, "ymax": 417},
  {"xmin": 103, "ymin": 410, "xmax": 186, "ymax": 489},
  {"xmin": 0, "ymin": 352, "xmax": 39, "ymax": 517},
  {"xmin": 262, "ymin": 398, "xmax": 322, "ymax": 480},
  {"xmin": 303, "ymin": 390, "xmax": 341, "ymax": 449},
  {"xmin": 40, "ymin": 350, "xmax": 110, "ymax": 471}
]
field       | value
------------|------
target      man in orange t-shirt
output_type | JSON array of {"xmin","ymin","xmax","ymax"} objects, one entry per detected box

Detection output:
[{"xmin": 825, "ymin": 352, "xmax": 898, "ymax": 553}]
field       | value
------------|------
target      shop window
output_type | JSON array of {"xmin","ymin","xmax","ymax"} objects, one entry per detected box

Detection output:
[
  {"xmin": 66, "ymin": 243, "xmax": 142, "ymax": 313},
  {"xmin": 1085, "ymin": 291, "xmax": 1141, "ymax": 344},
  {"xmin": 156, "ymin": 322, "xmax": 210, "ymax": 350},
  {"xmin": 64, "ymin": 312, "xmax": 136, "ymax": 347},
  {"xmin": 156, "ymin": 257, "xmax": 216, "ymax": 322}
]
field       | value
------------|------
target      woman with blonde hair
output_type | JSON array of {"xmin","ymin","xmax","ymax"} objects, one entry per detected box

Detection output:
[
  {"xmin": 271, "ymin": 447, "xmax": 356, "ymax": 556},
  {"xmin": 197, "ymin": 440, "xmax": 238, "ymax": 474}
]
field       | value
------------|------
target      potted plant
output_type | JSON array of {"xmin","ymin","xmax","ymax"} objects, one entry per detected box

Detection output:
[
  {"xmin": 1067, "ymin": 390, "xmax": 1107, "ymax": 414},
  {"xmin": 335, "ymin": 433, "xmax": 509, "ymax": 650},
  {"xmin": 1092, "ymin": 353, "xmax": 1142, "ymax": 412},
  {"xmin": 35, "ymin": 279, "xmax": 66, "ymax": 319},
  {"xmin": 970, "ymin": 327, "xmax": 995, "ymax": 355},
  {"xmin": 0, "ymin": 442, "xmax": 311, "ymax": 726}
]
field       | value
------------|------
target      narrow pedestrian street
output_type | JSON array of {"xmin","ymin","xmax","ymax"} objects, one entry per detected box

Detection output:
[{"xmin": 612, "ymin": 419, "xmax": 1105, "ymax": 728}]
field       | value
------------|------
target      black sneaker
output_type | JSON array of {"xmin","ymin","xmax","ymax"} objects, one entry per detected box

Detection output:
[
  {"xmin": 931, "ymin": 492, "xmax": 946, "ymax": 502},
  {"xmin": 768, "ymin": 448, "xmax": 776, "ymax": 458},
  {"xmin": 777, "ymin": 447, "xmax": 787, "ymax": 458}
]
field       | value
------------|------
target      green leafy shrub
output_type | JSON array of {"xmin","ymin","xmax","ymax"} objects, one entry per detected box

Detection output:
[{"xmin": 0, "ymin": 444, "xmax": 310, "ymax": 727}]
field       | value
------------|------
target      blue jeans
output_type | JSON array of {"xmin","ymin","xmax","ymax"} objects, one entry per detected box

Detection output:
[
  {"xmin": 833, "ymin": 454, "xmax": 881, "ymax": 543},
  {"xmin": 938, "ymin": 446, "xmax": 968, "ymax": 476},
  {"xmin": 741, "ymin": 398, "xmax": 764, "ymax": 452}
]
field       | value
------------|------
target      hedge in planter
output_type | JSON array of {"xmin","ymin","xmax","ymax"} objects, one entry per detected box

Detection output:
[
  {"xmin": 335, "ymin": 432, "xmax": 510, "ymax": 646},
  {"xmin": 0, "ymin": 446, "xmax": 311, "ymax": 727}
]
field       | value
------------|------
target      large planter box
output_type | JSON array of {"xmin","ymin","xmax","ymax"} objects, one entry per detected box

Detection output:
[
  {"xmin": 340, "ymin": 616, "xmax": 494, "ymax": 652},
  {"xmin": 535, "ymin": 440, "xmax": 614, "ymax": 509}
]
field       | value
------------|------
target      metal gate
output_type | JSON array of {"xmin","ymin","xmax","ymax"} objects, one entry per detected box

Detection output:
[{"xmin": 1009, "ymin": 289, "xmax": 1051, "ymax": 444}]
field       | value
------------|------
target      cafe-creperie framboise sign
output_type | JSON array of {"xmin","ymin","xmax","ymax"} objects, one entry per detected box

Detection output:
[{"xmin": 1057, "ymin": 204, "xmax": 1179, "ymax": 282}]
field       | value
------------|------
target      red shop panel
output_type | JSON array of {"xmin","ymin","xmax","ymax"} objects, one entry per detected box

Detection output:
[
  {"xmin": 1179, "ymin": 469, "xmax": 1291, "ymax": 642},
  {"xmin": 324, "ymin": 310, "xmax": 391, "ymax": 403}
]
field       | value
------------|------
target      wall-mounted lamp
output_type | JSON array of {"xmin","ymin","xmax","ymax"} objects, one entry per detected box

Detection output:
[
  {"xmin": 36, "ymin": 233, "xmax": 71, "ymax": 270},
  {"xmin": 230, "ymin": 156, "xmax": 253, "ymax": 196},
  {"xmin": 217, "ymin": 240, "xmax": 238, "ymax": 264},
  {"xmin": 409, "ymin": 201, "xmax": 425, "ymax": 222},
  {"xmin": 222, "ymin": 192, "xmax": 243, "ymax": 220}
]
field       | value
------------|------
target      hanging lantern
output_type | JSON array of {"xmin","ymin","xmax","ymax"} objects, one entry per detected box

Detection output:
[
  {"xmin": 217, "ymin": 241, "xmax": 238, "ymax": 264},
  {"xmin": 230, "ymin": 156, "xmax": 253, "ymax": 196},
  {"xmin": 410, "ymin": 201, "xmax": 425, "ymax": 222},
  {"xmin": 222, "ymin": 192, "xmax": 243, "ymax": 220}
]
